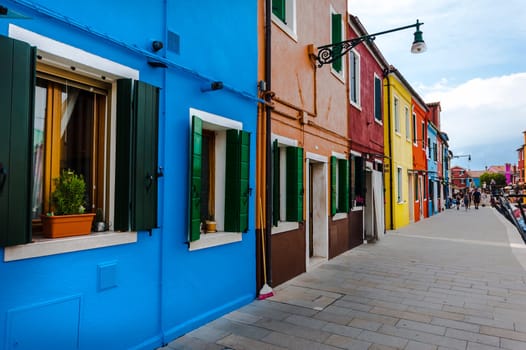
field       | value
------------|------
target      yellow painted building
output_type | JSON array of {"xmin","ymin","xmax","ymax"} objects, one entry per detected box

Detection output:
[{"xmin": 384, "ymin": 68, "xmax": 414, "ymax": 230}]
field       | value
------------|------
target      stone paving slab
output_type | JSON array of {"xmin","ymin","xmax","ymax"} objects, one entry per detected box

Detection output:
[{"xmin": 159, "ymin": 208, "xmax": 526, "ymax": 349}]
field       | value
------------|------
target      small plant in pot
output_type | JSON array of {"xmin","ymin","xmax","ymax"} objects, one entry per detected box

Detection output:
[{"xmin": 42, "ymin": 169, "xmax": 96, "ymax": 238}]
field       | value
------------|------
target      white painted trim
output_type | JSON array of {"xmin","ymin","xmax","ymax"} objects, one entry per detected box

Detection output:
[
  {"xmin": 272, "ymin": 134, "xmax": 298, "ymax": 147},
  {"xmin": 189, "ymin": 108, "xmax": 242, "ymax": 130},
  {"xmin": 332, "ymin": 213, "xmax": 348, "ymax": 221},
  {"xmin": 331, "ymin": 151, "xmax": 347, "ymax": 159},
  {"xmin": 4, "ymin": 232, "xmax": 138, "ymax": 262},
  {"xmin": 188, "ymin": 232, "xmax": 242, "ymax": 251},
  {"xmin": 271, "ymin": 222, "xmax": 299, "ymax": 235},
  {"xmin": 306, "ymin": 152, "xmax": 328, "ymax": 163},
  {"xmin": 350, "ymin": 150, "xmax": 362, "ymax": 157},
  {"xmin": 9, "ymin": 24, "xmax": 138, "ymax": 81}
]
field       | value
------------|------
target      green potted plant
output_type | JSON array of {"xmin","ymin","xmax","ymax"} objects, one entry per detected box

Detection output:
[{"xmin": 41, "ymin": 169, "xmax": 96, "ymax": 238}]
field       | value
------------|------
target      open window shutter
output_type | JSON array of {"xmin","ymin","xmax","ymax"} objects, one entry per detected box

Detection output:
[
  {"xmin": 331, "ymin": 13, "xmax": 342, "ymax": 72},
  {"xmin": 225, "ymin": 129, "xmax": 251, "ymax": 232},
  {"xmin": 272, "ymin": 0, "xmax": 286, "ymax": 23},
  {"xmin": 338, "ymin": 159, "xmax": 349, "ymax": 213},
  {"xmin": 115, "ymin": 79, "xmax": 159, "ymax": 232},
  {"xmin": 272, "ymin": 140, "xmax": 280, "ymax": 226},
  {"xmin": 286, "ymin": 146, "xmax": 303, "ymax": 222},
  {"xmin": 330, "ymin": 156, "xmax": 337, "ymax": 215},
  {"xmin": 189, "ymin": 115, "xmax": 202, "ymax": 241},
  {"xmin": 0, "ymin": 36, "xmax": 35, "ymax": 247}
]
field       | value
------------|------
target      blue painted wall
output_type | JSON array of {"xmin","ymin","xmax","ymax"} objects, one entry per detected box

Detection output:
[
  {"xmin": 427, "ymin": 125, "xmax": 438, "ymax": 216},
  {"xmin": 0, "ymin": 1, "xmax": 257, "ymax": 349}
]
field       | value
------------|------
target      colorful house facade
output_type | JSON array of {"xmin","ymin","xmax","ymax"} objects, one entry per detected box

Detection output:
[
  {"xmin": 0, "ymin": 1, "xmax": 258, "ymax": 349},
  {"xmin": 411, "ymin": 96, "xmax": 429, "ymax": 221},
  {"xmin": 259, "ymin": 0, "xmax": 350, "ymax": 287},
  {"xmin": 347, "ymin": 15, "xmax": 388, "ymax": 242},
  {"xmin": 384, "ymin": 67, "xmax": 413, "ymax": 230}
]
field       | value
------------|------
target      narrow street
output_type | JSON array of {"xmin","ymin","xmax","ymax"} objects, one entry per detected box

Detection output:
[{"xmin": 161, "ymin": 207, "xmax": 526, "ymax": 350}]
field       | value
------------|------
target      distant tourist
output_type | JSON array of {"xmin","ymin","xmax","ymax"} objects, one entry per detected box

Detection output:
[
  {"xmin": 455, "ymin": 193, "xmax": 462, "ymax": 210},
  {"xmin": 473, "ymin": 188, "xmax": 481, "ymax": 209},
  {"xmin": 463, "ymin": 192, "xmax": 470, "ymax": 210}
]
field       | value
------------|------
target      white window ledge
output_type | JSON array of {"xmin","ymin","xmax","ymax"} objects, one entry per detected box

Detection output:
[
  {"xmin": 271, "ymin": 222, "xmax": 299, "ymax": 235},
  {"xmin": 332, "ymin": 213, "xmax": 348, "ymax": 221},
  {"xmin": 4, "ymin": 231, "xmax": 138, "ymax": 262},
  {"xmin": 189, "ymin": 232, "xmax": 242, "ymax": 251}
]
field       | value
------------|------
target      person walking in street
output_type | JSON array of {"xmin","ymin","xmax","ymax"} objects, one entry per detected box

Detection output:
[
  {"xmin": 456, "ymin": 193, "xmax": 462, "ymax": 210},
  {"xmin": 473, "ymin": 188, "xmax": 481, "ymax": 209},
  {"xmin": 463, "ymin": 192, "xmax": 470, "ymax": 211}
]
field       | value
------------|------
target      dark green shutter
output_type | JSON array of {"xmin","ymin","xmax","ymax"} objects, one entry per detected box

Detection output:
[
  {"xmin": 0, "ymin": 36, "xmax": 35, "ymax": 247},
  {"xmin": 225, "ymin": 129, "xmax": 251, "ymax": 232},
  {"xmin": 272, "ymin": 140, "xmax": 280, "ymax": 226},
  {"xmin": 338, "ymin": 159, "xmax": 349, "ymax": 213},
  {"xmin": 272, "ymin": 0, "xmax": 286, "ymax": 23},
  {"xmin": 374, "ymin": 76, "xmax": 382, "ymax": 121},
  {"xmin": 115, "ymin": 79, "xmax": 159, "ymax": 232},
  {"xmin": 286, "ymin": 147, "xmax": 303, "ymax": 222},
  {"xmin": 331, "ymin": 13, "xmax": 342, "ymax": 72},
  {"xmin": 189, "ymin": 115, "xmax": 202, "ymax": 241},
  {"xmin": 330, "ymin": 156, "xmax": 337, "ymax": 215}
]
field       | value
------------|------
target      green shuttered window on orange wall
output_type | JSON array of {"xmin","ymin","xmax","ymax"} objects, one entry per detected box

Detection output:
[
  {"xmin": 285, "ymin": 146, "xmax": 303, "ymax": 222},
  {"xmin": 331, "ymin": 13, "xmax": 342, "ymax": 73},
  {"xmin": 330, "ymin": 156, "xmax": 349, "ymax": 216},
  {"xmin": 272, "ymin": 0, "xmax": 286, "ymax": 23}
]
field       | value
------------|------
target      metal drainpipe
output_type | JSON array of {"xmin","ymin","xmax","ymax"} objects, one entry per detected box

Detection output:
[
  {"xmin": 384, "ymin": 69, "xmax": 394, "ymax": 230},
  {"xmin": 264, "ymin": 0, "xmax": 273, "ymax": 286}
]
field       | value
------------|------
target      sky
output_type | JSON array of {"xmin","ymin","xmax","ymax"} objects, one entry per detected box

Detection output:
[{"xmin": 348, "ymin": 0, "xmax": 526, "ymax": 171}]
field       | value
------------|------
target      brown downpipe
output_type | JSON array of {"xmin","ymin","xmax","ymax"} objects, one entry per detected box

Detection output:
[{"xmin": 264, "ymin": 0, "xmax": 273, "ymax": 286}]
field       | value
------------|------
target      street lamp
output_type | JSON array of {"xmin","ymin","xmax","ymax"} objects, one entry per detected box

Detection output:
[{"xmin": 316, "ymin": 19, "xmax": 426, "ymax": 68}]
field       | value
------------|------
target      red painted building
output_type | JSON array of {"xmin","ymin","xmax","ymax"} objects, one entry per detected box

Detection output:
[
  {"xmin": 451, "ymin": 166, "xmax": 470, "ymax": 192},
  {"xmin": 347, "ymin": 15, "xmax": 389, "ymax": 242}
]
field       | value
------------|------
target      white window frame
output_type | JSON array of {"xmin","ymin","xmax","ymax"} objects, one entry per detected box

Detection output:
[
  {"xmin": 4, "ymin": 25, "xmax": 139, "ymax": 261},
  {"xmin": 188, "ymin": 108, "xmax": 244, "ymax": 251},
  {"xmin": 374, "ymin": 74, "xmax": 382, "ymax": 124},
  {"xmin": 405, "ymin": 106, "xmax": 410, "ymax": 141},
  {"xmin": 271, "ymin": 134, "xmax": 300, "ymax": 234},
  {"xmin": 349, "ymin": 50, "xmax": 360, "ymax": 107},
  {"xmin": 271, "ymin": 0, "xmax": 298, "ymax": 41},
  {"xmin": 394, "ymin": 96, "xmax": 400, "ymax": 134},
  {"xmin": 397, "ymin": 166, "xmax": 403, "ymax": 203}
]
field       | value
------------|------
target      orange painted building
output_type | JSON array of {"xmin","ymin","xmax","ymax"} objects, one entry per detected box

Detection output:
[
  {"xmin": 411, "ymin": 96, "xmax": 429, "ymax": 221},
  {"xmin": 257, "ymin": 0, "xmax": 350, "ymax": 287}
]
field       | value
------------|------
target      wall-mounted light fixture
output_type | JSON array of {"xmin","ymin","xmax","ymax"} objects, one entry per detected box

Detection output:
[
  {"xmin": 0, "ymin": 5, "xmax": 31, "ymax": 19},
  {"xmin": 200, "ymin": 81, "xmax": 223, "ymax": 92},
  {"xmin": 152, "ymin": 40, "xmax": 164, "ymax": 52},
  {"xmin": 315, "ymin": 19, "xmax": 426, "ymax": 67}
]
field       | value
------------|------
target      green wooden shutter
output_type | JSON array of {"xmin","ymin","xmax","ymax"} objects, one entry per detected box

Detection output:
[
  {"xmin": 272, "ymin": 0, "xmax": 286, "ymax": 23},
  {"xmin": 0, "ymin": 36, "xmax": 35, "ymax": 247},
  {"xmin": 338, "ymin": 159, "xmax": 349, "ymax": 213},
  {"xmin": 115, "ymin": 79, "xmax": 159, "ymax": 232},
  {"xmin": 330, "ymin": 156, "xmax": 337, "ymax": 215},
  {"xmin": 272, "ymin": 140, "xmax": 280, "ymax": 226},
  {"xmin": 286, "ymin": 147, "xmax": 303, "ymax": 222},
  {"xmin": 374, "ymin": 76, "xmax": 382, "ymax": 121},
  {"xmin": 331, "ymin": 13, "xmax": 342, "ymax": 72},
  {"xmin": 189, "ymin": 115, "xmax": 202, "ymax": 241},
  {"xmin": 225, "ymin": 129, "xmax": 251, "ymax": 232}
]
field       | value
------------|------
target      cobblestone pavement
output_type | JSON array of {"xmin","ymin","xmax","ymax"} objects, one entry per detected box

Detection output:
[{"xmin": 159, "ymin": 207, "xmax": 526, "ymax": 349}]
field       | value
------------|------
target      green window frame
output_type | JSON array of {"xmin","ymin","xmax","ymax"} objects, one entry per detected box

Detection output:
[
  {"xmin": 0, "ymin": 35, "xmax": 159, "ymax": 247},
  {"xmin": 272, "ymin": 0, "xmax": 286, "ymax": 23},
  {"xmin": 189, "ymin": 115, "xmax": 251, "ymax": 242},
  {"xmin": 330, "ymin": 156, "xmax": 349, "ymax": 216},
  {"xmin": 272, "ymin": 141, "xmax": 304, "ymax": 225},
  {"xmin": 331, "ymin": 13, "xmax": 343, "ymax": 73}
]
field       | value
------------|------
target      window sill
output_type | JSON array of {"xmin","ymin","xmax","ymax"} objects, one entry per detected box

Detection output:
[
  {"xmin": 332, "ymin": 213, "xmax": 348, "ymax": 221},
  {"xmin": 189, "ymin": 232, "xmax": 242, "ymax": 251},
  {"xmin": 271, "ymin": 222, "xmax": 299, "ymax": 235},
  {"xmin": 272, "ymin": 15, "xmax": 298, "ymax": 42},
  {"xmin": 4, "ymin": 231, "xmax": 138, "ymax": 262}
]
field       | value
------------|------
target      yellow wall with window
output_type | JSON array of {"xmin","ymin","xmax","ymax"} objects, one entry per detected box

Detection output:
[{"xmin": 384, "ymin": 71, "xmax": 413, "ymax": 230}]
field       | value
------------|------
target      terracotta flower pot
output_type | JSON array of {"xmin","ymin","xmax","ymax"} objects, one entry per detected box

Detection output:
[{"xmin": 42, "ymin": 213, "xmax": 96, "ymax": 238}]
